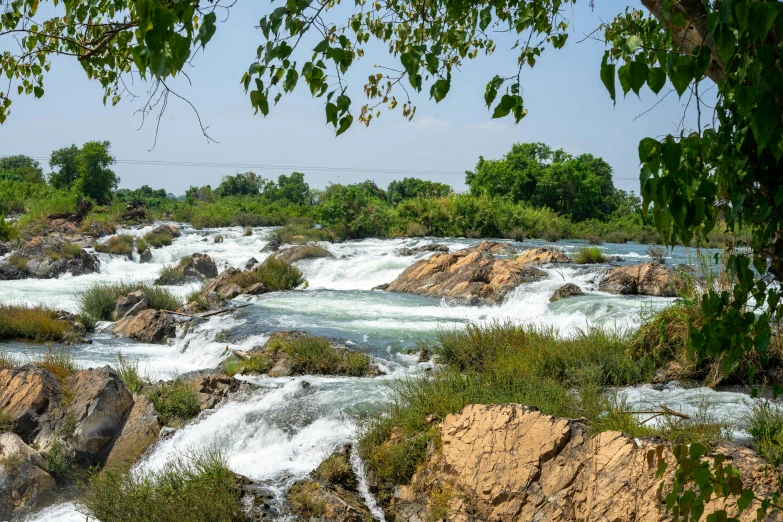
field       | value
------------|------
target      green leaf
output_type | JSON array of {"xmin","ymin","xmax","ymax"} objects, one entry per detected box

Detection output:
[
  {"xmin": 283, "ymin": 68, "xmax": 299, "ymax": 92},
  {"xmin": 336, "ymin": 114, "xmax": 353, "ymax": 136},
  {"xmin": 661, "ymin": 138, "xmax": 681, "ymax": 171},
  {"xmin": 639, "ymin": 137, "xmax": 660, "ymax": 163},
  {"xmin": 325, "ymin": 102, "xmax": 338, "ymax": 126},
  {"xmin": 484, "ymin": 75, "xmax": 503, "ymax": 108},
  {"xmin": 734, "ymin": 86, "xmax": 752, "ymax": 117},
  {"xmin": 491, "ymin": 94, "xmax": 516, "ymax": 119},
  {"xmin": 623, "ymin": 35, "xmax": 642, "ymax": 58},
  {"xmin": 196, "ymin": 12, "xmax": 217, "ymax": 48},
  {"xmin": 751, "ymin": 91, "xmax": 778, "ymax": 150},
  {"xmin": 430, "ymin": 77, "xmax": 450, "ymax": 103},
  {"xmin": 313, "ymin": 40, "xmax": 330, "ymax": 53},
  {"xmin": 479, "ymin": 6, "xmax": 492, "ymax": 32},
  {"xmin": 668, "ymin": 55, "xmax": 694, "ymax": 97},
  {"xmin": 749, "ymin": 2, "xmax": 778, "ymax": 40},
  {"xmin": 648, "ymin": 67, "xmax": 666, "ymax": 94},
  {"xmin": 600, "ymin": 56, "xmax": 616, "ymax": 103},
  {"xmin": 617, "ymin": 63, "xmax": 631, "ymax": 96},
  {"xmin": 629, "ymin": 60, "xmax": 647, "ymax": 96}
]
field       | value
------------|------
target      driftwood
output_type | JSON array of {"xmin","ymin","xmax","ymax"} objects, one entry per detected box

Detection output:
[{"xmin": 161, "ymin": 303, "xmax": 252, "ymax": 319}]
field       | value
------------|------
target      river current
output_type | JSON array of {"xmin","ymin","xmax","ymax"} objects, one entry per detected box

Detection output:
[{"xmin": 0, "ymin": 224, "xmax": 760, "ymax": 521}]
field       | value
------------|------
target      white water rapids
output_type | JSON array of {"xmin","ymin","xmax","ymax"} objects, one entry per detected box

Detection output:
[{"xmin": 0, "ymin": 224, "xmax": 765, "ymax": 521}]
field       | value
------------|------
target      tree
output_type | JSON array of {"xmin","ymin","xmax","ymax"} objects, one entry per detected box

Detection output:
[
  {"xmin": 74, "ymin": 141, "xmax": 118, "ymax": 204},
  {"xmin": 0, "ymin": 155, "xmax": 44, "ymax": 184},
  {"xmin": 262, "ymin": 172, "xmax": 311, "ymax": 205},
  {"xmin": 48, "ymin": 145, "xmax": 80, "ymax": 189},
  {"xmin": 386, "ymin": 178, "xmax": 452, "ymax": 204},
  {"xmin": 215, "ymin": 172, "xmax": 265, "ymax": 197}
]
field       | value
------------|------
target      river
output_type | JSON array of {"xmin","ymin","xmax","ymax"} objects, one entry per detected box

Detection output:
[{"xmin": 0, "ymin": 224, "xmax": 759, "ymax": 521}]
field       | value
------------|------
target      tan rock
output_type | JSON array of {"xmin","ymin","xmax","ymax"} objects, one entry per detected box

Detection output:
[
  {"xmin": 0, "ymin": 366, "xmax": 62, "ymax": 443},
  {"xmin": 104, "ymin": 393, "xmax": 161, "ymax": 469},
  {"xmin": 382, "ymin": 246, "xmax": 544, "ymax": 304},
  {"xmin": 469, "ymin": 241, "xmax": 520, "ymax": 256},
  {"xmin": 393, "ymin": 404, "xmax": 782, "ymax": 522},
  {"xmin": 0, "ymin": 433, "xmax": 57, "ymax": 521},
  {"xmin": 218, "ymin": 283, "xmax": 243, "ymax": 300},
  {"xmin": 599, "ymin": 262, "xmax": 685, "ymax": 297},
  {"xmin": 549, "ymin": 282, "xmax": 584, "ymax": 302},
  {"xmin": 274, "ymin": 244, "xmax": 334, "ymax": 263},
  {"xmin": 113, "ymin": 309, "xmax": 177, "ymax": 344},
  {"xmin": 516, "ymin": 247, "xmax": 571, "ymax": 266}
]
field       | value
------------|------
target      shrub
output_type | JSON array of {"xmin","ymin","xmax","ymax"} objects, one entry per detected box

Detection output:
[
  {"xmin": 270, "ymin": 336, "xmax": 372, "ymax": 376},
  {"xmin": 0, "ymin": 409, "xmax": 12, "ymax": 432},
  {"xmin": 586, "ymin": 234, "xmax": 603, "ymax": 245},
  {"xmin": 143, "ymin": 230, "xmax": 173, "ymax": 248},
  {"xmin": 95, "ymin": 235, "xmax": 134, "ymax": 257},
  {"xmin": 136, "ymin": 237, "xmax": 148, "ymax": 254},
  {"xmin": 0, "ymin": 353, "xmax": 18, "ymax": 370},
  {"xmin": 0, "ymin": 217, "xmax": 17, "ymax": 241},
  {"xmin": 744, "ymin": 398, "xmax": 783, "ymax": 464},
  {"xmin": 60, "ymin": 242, "xmax": 83, "ymax": 259},
  {"xmin": 226, "ymin": 257, "xmax": 305, "ymax": 292},
  {"xmin": 647, "ymin": 245, "xmax": 667, "ymax": 264},
  {"xmin": 45, "ymin": 440, "xmax": 71, "ymax": 477},
  {"xmin": 0, "ymin": 305, "xmax": 76, "ymax": 342},
  {"xmin": 82, "ymin": 449, "xmax": 245, "ymax": 522},
  {"xmin": 503, "ymin": 228, "xmax": 526, "ymax": 242},
  {"xmin": 144, "ymin": 380, "xmax": 200, "ymax": 426},
  {"xmin": 244, "ymin": 226, "xmax": 252, "ymax": 236},
  {"xmin": 573, "ymin": 247, "xmax": 606, "ymax": 264},
  {"xmin": 115, "ymin": 352, "xmax": 148, "ymax": 394},
  {"xmin": 603, "ymin": 231, "xmax": 628, "ymax": 244},
  {"xmin": 288, "ymin": 482, "xmax": 326, "ymax": 517},
  {"xmin": 78, "ymin": 282, "xmax": 182, "ymax": 321},
  {"xmin": 213, "ymin": 235, "xmax": 223, "ymax": 244},
  {"xmin": 406, "ymin": 222, "xmax": 428, "ymax": 237}
]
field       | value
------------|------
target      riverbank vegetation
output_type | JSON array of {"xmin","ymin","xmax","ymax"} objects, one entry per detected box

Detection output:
[
  {"xmin": 0, "ymin": 305, "xmax": 86, "ymax": 343},
  {"xmin": 77, "ymin": 282, "xmax": 181, "ymax": 321},
  {"xmin": 0, "ymin": 142, "xmax": 748, "ymax": 248}
]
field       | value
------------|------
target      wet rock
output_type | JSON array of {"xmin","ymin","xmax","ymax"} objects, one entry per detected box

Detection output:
[
  {"xmin": 182, "ymin": 252, "xmax": 218, "ymax": 279},
  {"xmin": 599, "ymin": 262, "xmax": 686, "ymax": 297},
  {"xmin": 382, "ymin": 241, "xmax": 545, "ymax": 304},
  {"xmin": 549, "ymin": 283, "xmax": 584, "ymax": 302},
  {"xmin": 113, "ymin": 309, "xmax": 177, "ymax": 344},
  {"xmin": 394, "ymin": 244, "xmax": 449, "ymax": 256},
  {"xmin": 288, "ymin": 444, "xmax": 373, "ymax": 522},
  {"xmin": 606, "ymin": 255, "xmax": 623, "ymax": 263},
  {"xmin": 139, "ymin": 248, "xmax": 152, "ymax": 263},
  {"xmin": 391, "ymin": 404, "xmax": 783, "ymax": 522},
  {"xmin": 148, "ymin": 224, "xmax": 181, "ymax": 238},
  {"xmin": 0, "ymin": 235, "xmax": 99, "ymax": 280},
  {"xmin": 245, "ymin": 282, "xmax": 268, "ymax": 295},
  {"xmin": 516, "ymin": 247, "xmax": 571, "ymax": 266},
  {"xmin": 81, "ymin": 220, "xmax": 115, "ymax": 238},
  {"xmin": 0, "ymin": 242, "xmax": 11, "ymax": 256},
  {"xmin": 0, "ymin": 366, "xmax": 63, "ymax": 443},
  {"xmin": 218, "ymin": 283, "xmax": 243, "ymax": 301},
  {"xmin": 653, "ymin": 361, "xmax": 685, "ymax": 384},
  {"xmin": 104, "ymin": 393, "xmax": 161, "ymax": 469},
  {"xmin": 113, "ymin": 290, "xmax": 148, "ymax": 321},
  {"xmin": 274, "ymin": 244, "xmax": 334, "ymax": 263},
  {"xmin": 0, "ymin": 433, "xmax": 57, "ymax": 521},
  {"xmin": 469, "ymin": 240, "xmax": 520, "ymax": 256},
  {"xmin": 245, "ymin": 257, "xmax": 259, "ymax": 270}
]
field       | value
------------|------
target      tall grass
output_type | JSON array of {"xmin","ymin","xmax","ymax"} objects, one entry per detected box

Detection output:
[
  {"xmin": 0, "ymin": 304, "xmax": 76, "ymax": 342},
  {"xmin": 226, "ymin": 257, "xmax": 305, "ymax": 291},
  {"xmin": 115, "ymin": 352, "xmax": 148, "ymax": 393},
  {"xmin": 143, "ymin": 230, "xmax": 173, "ymax": 248},
  {"xmin": 82, "ymin": 449, "xmax": 245, "ymax": 522},
  {"xmin": 573, "ymin": 246, "xmax": 606, "ymax": 264},
  {"xmin": 144, "ymin": 380, "xmax": 200, "ymax": 426},
  {"xmin": 743, "ymin": 398, "xmax": 783, "ymax": 464},
  {"xmin": 78, "ymin": 282, "xmax": 182, "ymax": 321},
  {"xmin": 35, "ymin": 346, "xmax": 79, "ymax": 381},
  {"xmin": 94, "ymin": 235, "xmax": 135, "ymax": 256}
]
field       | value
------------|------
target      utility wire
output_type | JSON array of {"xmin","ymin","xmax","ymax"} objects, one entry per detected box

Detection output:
[{"xmin": 0, "ymin": 155, "xmax": 641, "ymax": 180}]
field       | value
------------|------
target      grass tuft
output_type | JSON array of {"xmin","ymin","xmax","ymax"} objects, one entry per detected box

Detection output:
[
  {"xmin": 95, "ymin": 235, "xmax": 135, "ymax": 257},
  {"xmin": 574, "ymin": 246, "xmax": 606, "ymax": 264},
  {"xmin": 78, "ymin": 282, "xmax": 182, "ymax": 321},
  {"xmin": 226, "ymin": 257, "xmax": 305, "ymax": 291},
  {"xmin": 115, "ymin": 352, "xmax": 148, "ymax": 394},
  {"xmin": 143, "ymin": 230, "xmax": 173, "ymax": 249},
  {"xmin": 144, "ymin": 379, "xmax": 200, "ymax": 426},
  {"xmin": 35, "ymin": 346, "xmax": 79, "ymax": 381},
  {"xmin": 743, "ymin": 398, "xmax": 783, "ymax": 465},
  {"xmin": 0, "ymin": 304, "xmax": 76, "ymax": 342}
]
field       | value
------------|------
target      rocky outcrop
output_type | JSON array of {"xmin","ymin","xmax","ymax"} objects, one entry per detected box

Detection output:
[
  {"xmin": 182, "ymin": 253, "xmax": 218, "ymax": 279},
  {"xmin": 395, "ymin": 244, "xmax": 449, "ymax": 256},
  {"xmin": 516, "ymin": 247, "xmax": 571, "ymax": 266},
  {"xmin": 0, "ymin": 235, "xmax": 98, "ymax": 280},
  {"xmin": 380, "ymin": 241, "xmax": 544, "ymax": 304},
  {"xmin": 103, "ymin": 394, "xmax": 161, "ymax": 469},
  {"xmin": 274, "ymin": 244, "xmax": 334, "ymax": 263},
  {"xmin": 549, "ymin": 283, "xmax": 584, "ymax": 302},
  {"xmin": 112, "ymin": 309, "xmax": 177, "ymax": 344},
  {"xmin": 0, "ymin": 433, "xmax": 57, "ymax": 521},
  {"xmin": 0, "ymin": 366, "xmax": 62, "ymax": 443},
  {"xmin": 139, "ymin": 248, "xmax": 152, "ymax": 263},
  {"xmin": 288, "ymin": 444, "xmax": 373, "ymax": 522},
  {"xmin": 148, "ymin": 224, "xmax": 181, "ymax": 238},
  {"xmin": 599, "ymin": 262, "xmax": 686, "ymax": 297},
  {"xmin": 390, "ymin": 404, "xmax": 781, "ymax": 522},
  {"xmin": 186, "ymin": 266, "xmax": 269, "ymax": 309},
  {"xmin": 113, "ymin": 290, "xmax": 148, "ymax": 321},
  {"xmin": 470, "ymin": 241, "xmax": 520, "ymax": 256}
]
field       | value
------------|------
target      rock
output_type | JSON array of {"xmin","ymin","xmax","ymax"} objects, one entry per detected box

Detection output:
[
  {"xmin": 218, "ymin": 283, "xmax": 243, "ymax": 300},
  {"xmin": 392, "ymin": 404, "xmax": 783, "ymax": 522},
  {"xmin": 61, "ymin": 366, "xmax": 134, "ymax": 464},
  {"xmin": 104, "ymin": 393, "xmax": 161, "ymax": 469},
  {"xmin": 182, "ymin": 252, "xmax": 218, "ymax": 279},
  {"xmin": 516, "ymin": 247, "xmax": 571, "ymax": 266},
  {"xmin": 0, "ymin": 242, "xmax": 11, "ymax": 256},
  {"xmin": 653, "ymin": 361, "xmax": 685, "ymax": 383},
  {"xmin": 49, "ymin": 218, "xmax": 79, "ymax": 235},
  {"xmin": 274, "ymin": 244, "xmax": 334, "ymax": 263},
  {"xmin": 549, "ymin": 283, "xmax": 584, "ymax": 302},
  {"xmin": 245, "ymin": 282, "xmax": 268, "ymax": 295},
  {"xmin": 139, "ymin": 248, "xmax": 152, "ymax": 263},
  {"xmin": 81, "ymin": 220, "xmax": 115, "ymax": 238},
  {"xmin": 113, "ymin": 290, "xmax": 148, "ymax": 321},
  {"xmin": 0, "ymin": 366, "xmax": 63, "ymax": 443},
  {"xmin": 245, "ymin": 257, "xmax": 259, "ymax": 270},
  {"xmin": 599, "ymin": 262, "xmax": 686, "ymax": 297},
  {"xmin": 288, "ymin": 444, "xmax": 373, "ymax": 522},
  {"xmin": 113, "ymin": 309, "xmax": 177, "ymax": 344},
  {"xmin": 395, "ymin": 244, "xmax": 450, "ymax": 256},
  {"xmin": 0, "ymin": 235, "xmax": 99, "ymax": 280},
  {"xmin": 468, "ymin": 240, "xmax": 519, "ymax": 256},
  {"xmin": 382, "ymin": 246, "xmax": 545, "ymax": 305},
  {"xmin": 149, "ymin": 224, "xmax": 181, "ymax": 238},
  {"xmin": 0, "ymin": 433, "xmax": 57, "ymax": 521}
]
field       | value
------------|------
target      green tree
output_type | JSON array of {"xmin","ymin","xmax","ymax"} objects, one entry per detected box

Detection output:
[
  {"xmin": 0, "ymin": 155, "xmax": 44, "ymax": 184},
  {"xmin": 74, "ymin": 141, "xmax": 118, "ymax": 204},
  {"xmin": 262, "ymin": 172, "xmax": 310, "ymax": 205},
  {"xmin": 387, "ymin": 177, "xmax": 452, "ymax": 204},
  {"xmin": 48, "ymin": 145, "xmax": 80, "ymax": 189},
  {"xmin": 215, "ymin": 172, "xmax": 264, "ymax": 197}
]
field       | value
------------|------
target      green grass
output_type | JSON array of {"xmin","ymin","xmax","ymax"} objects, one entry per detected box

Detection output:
[
  {"xmin": 573, "ymin": 246, "xmax": 606, "ymax": 264},
  {"xmin": 143, "ymin": 230, "xmax": 173, "ymax": 248},
  {"xmin": 136, "ymin": 237, "xmax": 148, "ymax": 254},
  {"xmin": 35, "ymin": 346, "xmax": 79, "ymax": 381},
  {"xmin": 115, "ymin": 352, "xmax": 148, "ymax": 394},
  {"xmin": 45, "ymin": 440, "xmax": 71, "ymax": 477},
  {"xmin": 78, "ymin": 282, "xmax": 182, "ymax": 321},
  {"xmin": 265, "ymin": 223, "xmax": 334, "ymax": 249},
  {"xmin": 95, "ymin": 235, "xmax": 135, "ymax": 256},
  {"xmin": 0, "ymin": 304, "xmax": 78, "ymax": 342},
  {"xmin": 743, "ymin": 398, "xmax": 783, "ymax": 465},
  {"xmin": 275, "ymin": 244, "xmax": 332, "ymax": 263},
  {"xmin": 155, "ymin": 256, "xmax": 193, "ymax": 286},
  {"xmin": 0, "ymin": 409, "xmax": 12, "ymax": 432},
  {"xmin": 226, "ymin": 257, "xmax": 305, "ymax": 291},
  {"xmin": 82, "ymin": 449, "xmax": 245, "ymax": 522},
  {"xmin": 144, "ymin": 379, "xmax": 200, "ymax": 426}
]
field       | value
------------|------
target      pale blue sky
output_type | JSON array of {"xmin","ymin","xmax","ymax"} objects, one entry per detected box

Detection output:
[{"xmin": 0, "ymin": 1, "xmax": 707, "ymax": 195}]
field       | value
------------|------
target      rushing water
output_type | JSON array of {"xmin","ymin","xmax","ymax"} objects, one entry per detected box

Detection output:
[{"xmin": 0, "ymin": 224, "xmax": 762, "ymax": 521}]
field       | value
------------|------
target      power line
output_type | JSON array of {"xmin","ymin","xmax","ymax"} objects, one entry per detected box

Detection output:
[{"xmin": 0, "ymin": 155, "xmax": 642, "ymax": 180}]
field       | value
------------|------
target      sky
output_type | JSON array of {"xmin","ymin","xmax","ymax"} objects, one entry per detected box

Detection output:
[{"xmin": 0, "ymin": 1, "xmax": 707, "ymax": 195}]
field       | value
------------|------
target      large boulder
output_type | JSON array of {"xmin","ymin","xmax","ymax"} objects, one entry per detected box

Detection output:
[
  {"xmin": 182, "ymin": 252, "xmax": 218, "ymax": 279},
  {"xmin": 104, "ymin": 393, "xmax": 161, "ymax": 469},
  {"xmin": 148, "ymin": 224, "xmax": 181, "ymax": 238},
  {"xmin": 113, "ymin": 290, "xmax": 148, "ymax": 321},
  {"xmin": 599, "ymin": 262, "xmax": 686, "ymax": 297},
  {"xmin": 380, "ymin": 242, "xmax": 545, "ymax": 304},
  {"xmin": 391, "ymin": 404, "xmax": 782, "ymax": 522},
  {"xmin": 549, "ymin": 283, "xmax": 584, "ymax": 302},
  {"xmin": 0, "ymin": 235, "xmax": 98, "ymax": 280},
  {"xmin": 113, "ymin": 309, "xmax": 177, "ymax": 344},
  {"xmin": 469, "ymin": 240, "xmax": 520, "ymax": 256},
  {"xmin": 0, "ymin": 366, "xmax": 63, "ymax": 443},
  {"xmin": 517, "ymin": 247, "xmax": 571, "ymax": 266},
  {"xmin": 395, "ymin": 244, "xmax": 449, "ymax": 257},
  {"xmin": 0, "ymin": 433, "xmax": 57, "ymax": 521},
  {"xmin": 274, "ymin": 244, "xmax": 334, "ymax": 263}
]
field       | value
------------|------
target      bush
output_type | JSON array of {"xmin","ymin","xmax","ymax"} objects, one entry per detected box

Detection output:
[
  {"xmin": 82, "ymin": 449, "xmax": 245, "ymax": 522},
  {"xmin": 226, "ymin": 257, "xmax": 305, "ymax": 292},
  {"xmin": 45, "ymin": 440, "xmax": 71, "ymax": 477},
  {"xmin": 586, "ymin": 234, "xmax": 603, "ymax": 245},
  {"xmin": 603, "ymin": 231, "xmax": 629, "ymax": 244},
  {"xmin": 574, "ymin": 247, "xmax": 606, "ymax": 264},
  {"xmin": 406, "ymin": 222, "xmax": 428, "ymax": 237},
  {"xmin": 213, "ymin": 235, "xmax": 223, "ymax": 244},
  {"xmin": 744, "ymin": 398, "xmax": 783, "ymax": 464},
  {"xmin": 0, "ymin": 216, "xmax": 17, "ymax": 241},
  {"xmin": 244, "ymin": 226, "xmax": 252, "ymax": 236},
  {"xmin": 269, "ymin": 336, "xmax": 371, "ymax": 376},
  {"xmin": 143, "ymin": 230, "xmax": 173, "ymax": 248},
  {"xmin": 144, "ymin": 380, "xmax": 200, "ymax": 426},
  {"xmin": 0, "ymin": 409, "xmax": 13, "ymax": 432},
  {"xmin": 647, "ymin": 245, "xmax": 667, "ymax": 264},
  {"xmin": 94, "ymin": 235, "xmax": 134, "ymax": 256},
  {"xmin": 35, "ymin": 346, "xmax": 79, "ymax": 381},
  {"xmin": 136, "ymin": 237, "xmax": 148, "ymax": 254},
  {"xmin": 0, "ymin": 305, "xmax": 77, "ymax": 342},
  {"xmin": 78, "ymin": 282, "xmax": 182, "ymax": 321}
]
